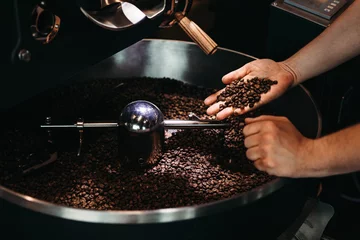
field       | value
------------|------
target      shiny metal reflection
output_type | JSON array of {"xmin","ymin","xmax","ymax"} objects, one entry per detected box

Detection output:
[
  {"xmin": 118, "ymin": 100, "xmax": 164, "ymax": 168},
  {"xmin": 80, "ymin": 0, "xmax": 166, "ymax": 30},
  {"xmin": 80, "ymin": 3, "xmax": 140, "ymax": 30},
  {"xmin": 121, "ymin": 2, "xmax": 146, "ymax": 24}
]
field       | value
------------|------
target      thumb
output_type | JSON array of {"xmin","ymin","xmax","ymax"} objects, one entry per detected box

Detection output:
[
  {"xmin": 245, "ymin": 115, "xmax": 283, "ymax": 124},
  {"xmin": 244, "ymin": 117, "xmax": 256, "ymax": 124}
]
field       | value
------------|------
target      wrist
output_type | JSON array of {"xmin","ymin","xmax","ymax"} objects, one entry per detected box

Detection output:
[
  {"xmin": 298, "ymin": 138, "xmax": 330, "ymax": 178},
  {"xmin": 278, "ymin": 60, "xmax": 299, "ymax": 87}
]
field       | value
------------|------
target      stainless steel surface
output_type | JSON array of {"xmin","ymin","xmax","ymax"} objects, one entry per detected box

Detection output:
[
  {"xmin": 164, "ymin": 120, "xmax": 228, "ymax": 129},
  {"xmin": 292, "ymin": 201, "xmax": 334, "ymax": 240},
  {"xmin": 40, "ymin": 122, "xmax": 119, "ymax": 128},
  {"xmin": 118, "ymin": 100, "xmax": 229, "ymax": 167},
  {"xmin": 123, "ymin": 1, "xmax": 165, "ymax": 20},
  {"xmin": 40, "ymin": 100, "xmax": 228, "ymax": 166},
  {"xmin": 120, "ymin": 100, "xmax": 164, "ymax": 132},
  {"xmin": 118, "ymin": 100, "xmax": 165, "ymax": 168},
  {"xmin": 40, "ymin": 120, "xmax": 229, "ymax": 129},
  {"xmin": 100, "ymin": 0, "xmax": 122, "ymax": 9},
  {"xmin": 80, "ymin": 3, "xmax": 142, "ymax": 30},
  {"xmin": 122, "ymin": 2, "xmax": 147, "ymax": 24},
  {"xmin": 0, "ymin": 39, "xmax": 322, "ymax": 224},
  {"xmin": 0, "ymin": 173, "xmax": 287, "ymax": 224},
  {"xmin": 77, "ymin": 118, "xmax": 84, "ymax": 156},
  {"xmin": 80, "ymin": 1, "xmax": 166, "ymax": 30},
  {"xmin": 78, "ymin": 0, "xmax": 214, "ymax": 56}
]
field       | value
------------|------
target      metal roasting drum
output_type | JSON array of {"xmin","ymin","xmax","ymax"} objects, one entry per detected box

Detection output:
[{"xmin": 0, "ymin": 39, "xmax": 322, "ymax": 239}]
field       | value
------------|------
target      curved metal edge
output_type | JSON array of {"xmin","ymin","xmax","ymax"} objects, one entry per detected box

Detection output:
[
  {"xmin": 140, "ymin": 38, "xmax": 262, "ymax": 60},
  {"xmin": 0, "ymin": 39, "xmax": 322, "ymax": 224},
  {"xmin": 0, "ymin": 178, "xmax": 289, "ymax": 224},
  {"xmin": 79, "ymin": 6, "xmax": 140, "ymax": 31},
  {"xmin": 297, "ymin": 84, "xmax": 323, "ymax": 138},
  {"xmin": 144, "ymin": 1, "xmax": 167, "ymax": 19},
  {"xmin": 79, "ymin": 1, "xmax": 167, "ymax": 31}
]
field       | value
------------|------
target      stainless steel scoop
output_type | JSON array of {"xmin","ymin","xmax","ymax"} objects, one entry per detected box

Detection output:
[{"xmin": 41, "ymin": 100, "xmax": 229, "ymax": 168}]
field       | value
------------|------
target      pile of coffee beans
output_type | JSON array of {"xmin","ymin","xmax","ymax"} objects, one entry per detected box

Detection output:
[
  {"xmin": 0, "ymin": 77, "xmax": 274, "ymax": 210},
  {"xmin": 217, "ymin": 77, "xmax": 278, "ymax": 111}
]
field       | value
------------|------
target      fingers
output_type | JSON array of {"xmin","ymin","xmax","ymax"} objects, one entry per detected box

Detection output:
[
  {"xmin": 204, "ymin": 89, "xmax": 224, "ymax": 106},
  {"xmin": 246, "ymin": 146, "xmax": 263, "ymax": 160},
  {"xmin": 254, "ymin": 160, "xmax": 266, "ymax": 172},
  {"xmin": 222, "ymin": 65, "xmax": 249, "ymax": 84},
  {"xmin": 245, "ymin": 115, "xmax": 282, "ymax": 123},
  {"xmin": 243, "ymin": 121, "xmax": 262, "ymax": 137},
  {"xmin": 206, "ymin": 102, "xmax": 226, "ymax": 115},
  {"xmin": 206, "ymin": 102, "xmax": 236, "ymax": 121},
  {"xmin": 244, "ymin": 134, "xmax": 260, "ymax": 149},
  {"xmin": 216, "ymin": 107, "xmax": 234, "ymax": 120},
  {"xmin": 253, "ymin": 159, "xmax": 276, "ymax": 175},
  {"xmin": 206, "ymin": 89, "xmax": 280, "ymax": 121}
]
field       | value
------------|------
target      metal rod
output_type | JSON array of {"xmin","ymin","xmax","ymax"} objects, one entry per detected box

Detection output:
[
  {"xmin": 40, "ymin": 123, "xmax": 119, "ymax": 128},
  {"xmin": 83, "ymin": 123, "xmax": 119, "ymax": 128},
  {"xmin": 164, "ymin": 120, "xmax": 229, "ymax": 129},
  {"xmin": 40, "ymin": 124, "xmax": 77, "ymax": 128},
  {"xmin": 40, "ymin": 121, "xmax": 228, "ymax": 129}
]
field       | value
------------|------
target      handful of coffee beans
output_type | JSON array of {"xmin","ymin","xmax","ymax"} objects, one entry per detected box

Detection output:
[{"xmin": 217, "ymin": 77, "xmax": 278, "ymax": 111}]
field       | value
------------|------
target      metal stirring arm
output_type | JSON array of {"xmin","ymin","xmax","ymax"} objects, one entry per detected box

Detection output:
[
  {"xmin": 40, "ymin": 114, "xmax": 229, "ymax": 156},
  {"xmin": 40, "ymin": 120, "xmax": 229, "ymax": 129},
  {"xmin": 39, "ymin": 101, "xmax": 230, "ymax": 164},
  {"xmin": 40, "ymin": 122, "xmax": 119, "ymax": 129},
  {"xmin": 40, "ymin": 119, "xmax": 119, "ymax": 156},
  {"xmin": 163, "ymin": 120, "xmax": 228, "ymax": 129},
  {"xmin": 40, "ymin": 111, "xmax": 229, "ymax": 130}
]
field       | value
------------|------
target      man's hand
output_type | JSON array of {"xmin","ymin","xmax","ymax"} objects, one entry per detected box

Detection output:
[
  {"xmin": 204, "ymin": 59, "xmax": 296, "ymax": 120},
  {"xmin": 243, "ymin": 115, "xmax": 314, "ymax": 178}
]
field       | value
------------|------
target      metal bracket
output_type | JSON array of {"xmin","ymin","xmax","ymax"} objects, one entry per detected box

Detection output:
[
  {"xmin": 30, "ymin": 3, "xmax": 61, "ymax": 44},
  {"xmin": 77, "ymin": 118, "xmax": 84, "ymax": 156}
]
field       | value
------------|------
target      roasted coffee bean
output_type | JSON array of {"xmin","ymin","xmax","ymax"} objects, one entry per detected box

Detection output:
[
  {"xmin": 217, "ymin": 77, "xmax": 277, "ymax": 110},
  {"xmin": 0, "ymin": 77, "xmax": 275, "ymax": 211}
]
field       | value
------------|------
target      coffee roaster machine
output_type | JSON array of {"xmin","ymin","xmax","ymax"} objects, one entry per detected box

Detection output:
[{"xmin": 0, "ymin": 0, "xmax": 345, "ymax": 239}]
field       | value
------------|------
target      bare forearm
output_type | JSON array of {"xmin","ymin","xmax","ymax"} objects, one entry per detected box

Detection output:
[
  {"xmin": 303, "ymin": 123, "xmax": 360, "ymax": 177},
  {"xmin": 281, "ymin": 0, "xmax": 360, "ymax": 85}
]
